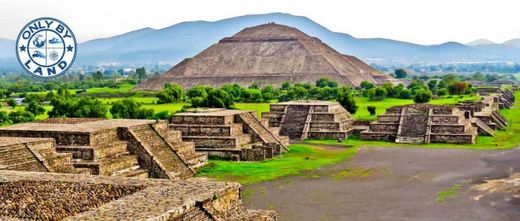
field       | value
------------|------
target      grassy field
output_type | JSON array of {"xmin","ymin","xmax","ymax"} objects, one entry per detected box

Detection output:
[{"xmin": 197, "ymin": 144, "xmax": 357, "ymax": 185}]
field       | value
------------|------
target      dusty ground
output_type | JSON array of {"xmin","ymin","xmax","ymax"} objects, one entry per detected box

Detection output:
[{"xmin": 243, "ymin": 146, "xmax": 520, "ymax": 221}]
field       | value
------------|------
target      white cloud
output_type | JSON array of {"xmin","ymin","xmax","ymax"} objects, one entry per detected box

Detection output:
[{"xmin": 0, "ymin": 0, "xmax": 518, "ymax": 44}]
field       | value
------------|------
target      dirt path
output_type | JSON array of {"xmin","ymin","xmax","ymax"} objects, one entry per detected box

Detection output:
[{"xmin": 243, "ymin": 146, "xmax": 520, "ymax": 221}]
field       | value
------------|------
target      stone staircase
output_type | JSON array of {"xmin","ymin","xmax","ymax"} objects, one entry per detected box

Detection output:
[
  {"xmin": 471, "ymin": 118, "xmax": 496, "ymax": 136},
  {"xmin": 237, "ymin": 111, "xmax": 288, "ymax": 152},
  {"xmin": 128, "ymin": 124, "xmax": 195, "ymax": 180},
  {"xmin": 263, "ymin": 101, "xmax": 354, "ymax": 141},
  {"xmin": 279, "ymin": 105, "xmax": 310, "ymax": 139},
  {"xmin": 362, "ymin": 104, "xmax": 478, "ymax": 144},
  {"xmin": 164, "ymin": 130, "xmax": 208, "ymax": 169},
  {"xmin": 0, "ymin": 138, "xmax": 77, "ymax": 174},
  {"xmin": 171, "ymin": 109, "xmax": 287, "ymax": 161}
]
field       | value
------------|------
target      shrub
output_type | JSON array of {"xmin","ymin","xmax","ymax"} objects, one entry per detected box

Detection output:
[
  {"xmin": 367, "ymin": 106, "xmax": 376, "ymax": 115},
  {"xmin": 337, "ymin": 87, "xmax": 358, "ymax": 114},
  {"xmin": 110, "ymin": 98, "xmax": 155, "ymax": 119},
  {"xmin": 413, "ymin": 89, "xmax": 433, "ymax": 103},
  {"xmin": 398, "ymin": 89, "xmax": 412, "ymax": 99}
]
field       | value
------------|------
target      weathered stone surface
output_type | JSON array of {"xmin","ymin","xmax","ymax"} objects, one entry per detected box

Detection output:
[
  {"xmin": 171, "ymin": 109, "xmax": 288, "ymax": 161},
  {"xmin": 135, "ymin": 23, "xmax": 399, "ymax": 90},
  {"xmin": 361, "ymin": 104, "xmax": 479, "ymax": 144},
  {"xmin": 0, "ymin": 119, "xmax": 206, "ymax": 180},
  {"xmin": 262, "ymin": 100, "xmax": 354, "ymax": 141},
  {"xmin": 0, "ymin": 170, "xmax": 277, "ymax": 221}
]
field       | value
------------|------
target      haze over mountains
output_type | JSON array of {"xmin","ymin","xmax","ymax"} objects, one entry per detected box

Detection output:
[{"xmin": 1, "ymin": 13, "xmax": 520, "ymax": 71}]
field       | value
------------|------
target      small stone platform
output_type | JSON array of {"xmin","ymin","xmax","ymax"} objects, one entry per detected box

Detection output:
[
  {"xmin": 361, "ymin": 104, "xmax": 478, "ymax": 144},
  {"xmin": 0, "ymin": 170, "xmax": 277, "ymax": 220},
  {"xmin": 0, "ymin": 119, "xmax": 207, "ymax": 180},
  {"xmin": 262, "ymin": 100, "xmax": 354, "ymax": 141},
  {"xmin": 171, "ymin": 109, "xmax": 288, "ymax": 161}
]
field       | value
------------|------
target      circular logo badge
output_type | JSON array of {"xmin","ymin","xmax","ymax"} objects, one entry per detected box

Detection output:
[{"xmin": 16, "ymin": 17, "xmax": 77, "ymax": 77}]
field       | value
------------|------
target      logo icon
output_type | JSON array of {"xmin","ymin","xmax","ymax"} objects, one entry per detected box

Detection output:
[{"xmin": 16, "ymin": 17, "xmax": 77, "ymax": 77}]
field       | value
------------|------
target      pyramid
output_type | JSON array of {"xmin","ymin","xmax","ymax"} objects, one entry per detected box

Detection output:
[{"xmin": 136, "ymin": 23, "xmax": 398, "ymax": 90}]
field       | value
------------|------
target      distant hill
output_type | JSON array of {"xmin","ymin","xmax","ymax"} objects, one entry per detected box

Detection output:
[
  {"xmin": 1, "ymin": 12, "xmax": 520, "ymax": 71},
  {"xmin": 466, "ymin": 39, "xmax": 496, "ymax": 46}
]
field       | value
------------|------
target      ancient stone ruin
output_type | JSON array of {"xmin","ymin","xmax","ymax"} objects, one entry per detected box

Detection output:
[
  {"xmin": 171, "ymin": 109, "xmax": 289, "ymax": 161},
  {"xmin": 0, "ymin": 170, "xmax": 277, "ymax": 220},
  {"xmin": 456, "ymin": 96, "xmax": 509, "ymax": 132},
  {"xmin": 360, "ymin": 104, "xmax": 479, "ymax": 144},
  {"xmin": 0, "ymin": 119, "xmax": 207, "ymax": 180},
  {"xmin": 262, "ymin": 100, "xmax": 354, "ymax": 141},
  {"xmin": 136, "ymin": 23, "xmax": 399, "ymax": 90}
]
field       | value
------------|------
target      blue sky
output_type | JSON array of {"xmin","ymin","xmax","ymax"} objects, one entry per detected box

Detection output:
[{"xmin": 0, "ymin": 0, "xmax": 518, "ymax": 44}]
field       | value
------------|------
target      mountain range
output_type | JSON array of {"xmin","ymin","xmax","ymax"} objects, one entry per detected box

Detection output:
[{"xmin": 1, "ymin": 12, "xmax": 520, "ymax": 72}]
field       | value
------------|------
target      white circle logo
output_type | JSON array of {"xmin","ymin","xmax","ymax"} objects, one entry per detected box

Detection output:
[{"xmin": 16, "ymin": 17, "xmax": 77, "ymax": 77}]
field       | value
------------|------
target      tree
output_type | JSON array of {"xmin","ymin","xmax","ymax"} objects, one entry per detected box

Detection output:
[
  {"xmin": 360, "ymin": 81, "xmax": 375, "ymax": 90},
  {"xmin": 367, "ymin": 106, "xmax": 376, "ymax": 115},
  {"xmin": 26, "ymin": 101, "xmax": 46, "ymax": 115},
  {"xmin": 206, "ymin": 88, "xmax": 234, "ymax": 108},
  {"xmin": 136, "ymin": 67, "xmax": 146, "ymax": 81},
  {"xmin": 398, "ymin": 89, "xmax": 412, "ymax": 99},
  {"xmin": 6, "ymin": 98, "xmax": 16, "ymax": 108},
  {"xmin": 427, "ymin": 80, "xmax": 438, "ymax": 93},
  {"xmin": 92, "ymin": 71, "xmax": 104, "ymax": 80},
  {"xmin": 8, "ymin": 111, "xmax": 35, "ymax": 124},
  {"xmin": 437, "ymin": 88, "xmax": 449, "ymax": 96},
  {"xmin": 448, "ymin": 81, "xmax": 469, "ymax": 95},
  {"xmin": 413, "ymin": 89, "xmax": 432, "ymax": 103},
  {"xmin": 368, "ymin": 87, "xmax": 387, "ymax": 101},
  {"xmin": 157, "ymin": 84, "xmax": 184, "ymax": 104},
  {"xmin": 395, "ymin": 69, "xmax": 408, "ymax": 78},
  {"xmin": 337, "ymin": 87, "xmax": 358, "ymax": 114},
  {"xmin": 261, "ymin": 86, "xmax": 277, "ymax": 101},
  {"xmin": 316, "ymin": 78, "xmax": 338, "ymax": 88},
  {"xmin": 48, "ymin": 96, "xmax": 107, "ymax": 118}
]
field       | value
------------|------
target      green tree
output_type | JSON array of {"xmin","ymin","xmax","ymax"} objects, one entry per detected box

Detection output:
[
  {"xmin": 26, "ymin": 101, "xmax": 46, "ymax": 116},
  {"xmin": 8, "ymin": 110, "xmax": 35, "ymax": 124},
  {"xmin": 413, "ymin": 89, "xmax": 432, "ymax": 103},
  {"xmin": 157, "ymin": 84, "xmax": 184, "ymax": 104},
  {"xmin": 6, "ymin": 98, "xmax": 16, "ymax": 108},
  {"xmin": 394, "ymin": 69, "xmax": 408, "ymax": 78},
  {"xmin": 360, "ymin": 81, "xmax": 375, "ymax": 90},
  {"xmin": 92, "ymin": 71, "xmax": 104, "ymax": 80},
  {"xmin": 136, "ymin": 67, "xmax": 146, "ymax": 81},
  {"xmin": 398, "ymin": 89, "xmax": 412, "ymax": 99},
  {"xmin": 316, "ymin": 78, "xmax": 338, "ymax": 88},
  {"xmin": 337, "ymin": 87, "xmax": 358, "ymax": 114}
]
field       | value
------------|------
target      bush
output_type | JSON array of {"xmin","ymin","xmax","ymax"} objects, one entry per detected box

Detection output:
[
  {"xmin": 6, "ymin": 98, "xmax": 16, "ymax": 108},
  {"xmin": 413, "ymin": 89, "xmax": 433, "ymax": 103},
  {"xmin": 156, "ymin": 84, "xmax": 184, "ymax": 104},
  {"xmin": 398, "ymin": 89, "xmax": 412, "ymax": 99},
  {"xmin": 26, "ymin": 101, "xmax": 46, "ymax": 115},
  {"xmin": 437, "ymin": 88, "xmax": 448, "ymax": 96},
  {"xmin": 110, "ymin": 98, "xmax": 155, "ymax": 119},
  {"xmin": 367, "ymin": 106, "xmax": 376, "ymax": 115},
  {"xmin": 48, "ymin": 96, "xmax": 107, "ymax": 118},
  {"xmin": 337, "ymin": 87, "xmax": 358, "ymax": 114}
]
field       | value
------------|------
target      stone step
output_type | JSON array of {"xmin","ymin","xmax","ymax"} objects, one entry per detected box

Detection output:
[
  {"xmin": 0, "ymin": 145, "xmax": 27, "ymax": 154},
  {"xmin": 0, "ymin": 155, "xmax": 36, "ymax": 166},
  {"xmin": 95, "ymin": 141, "xmax": 129, "ymax": 159},
  {"xmin": 170, "ymin": 124, "xmax": 244, "ymax": 136},
  {"xmin": 112, "ymin": 165, "xmax": 149, "ymax": 178},
  {"xmin": 98, "ymin": 154, "xmax": 139, "ymax": 176},
  {"xmin": 183, "ymin": 152, "xmax": 208, "ymax": 169},
  {"xmin": 307, "ymin": 131, "xmax": 347, "ymax": 140},
  {"xmin": 169, "ymin": 142, "xmax": 197, "ymax": 158},
  {"xmin": 183, "ymin": 134, "xmax": 252, "ymax": 149},
  {"xmin": 3, "ymin": 160, "xmax": 47, "ymax": 172},
  {"xmin": 165, "ymin": 130, "xmax": 183, "ymax": 143}
]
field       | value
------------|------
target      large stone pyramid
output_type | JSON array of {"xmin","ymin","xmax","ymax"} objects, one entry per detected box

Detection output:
[{"xmin": 136, "ymin": 23, "xmax": 398, "ymax": 90}]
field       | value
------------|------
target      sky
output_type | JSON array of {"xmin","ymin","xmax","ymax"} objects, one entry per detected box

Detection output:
[{"xmin": 0, "ymin": 0, "xmax": 518, "ymax": 45}]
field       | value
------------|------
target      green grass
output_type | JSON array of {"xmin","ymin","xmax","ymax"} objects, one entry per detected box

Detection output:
[
  {"xmin": 515, "ymin": 73, "xmax": 520, "ymax": 81},
  {"xmin": 197, "ymin": 144, "xmax": 357, "ymax": 185},
  {"xmin": 234, "ymin": 103, "xmax": 271, "ymax": 117},
  {"xmin": 85, "ymin": 84, "xmax": 134, "ymax": 94},
  {"xmin": 98, "ymin": 97, "xmax": 159, "ymax": 105},
  {"xmin": 435, "ymin": 183, "xmax": 463, "ymax": 204},
  {"xmin": 332, "ymin": 167, "xmax": 373, "ymax": 180}
]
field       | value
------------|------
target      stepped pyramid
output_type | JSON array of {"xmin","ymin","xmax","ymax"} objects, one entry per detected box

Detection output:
[
  {"xmin": 0, "ymin": 119, "xmax": 207, "ymax": 180},
  {"xmin": 171, "ymin": 109, "xmax": 289, "ymax": 161},
  {"xmin": 360, "ymin": 104, "xmax": 479, "ymax": 144},
  {"xmin": 136, "ymin": 23, "xmax": 399, "ymax": 90},
  {"xmin": 262, "ymin": 100, "xmax": 354, "ymax": 141}
]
